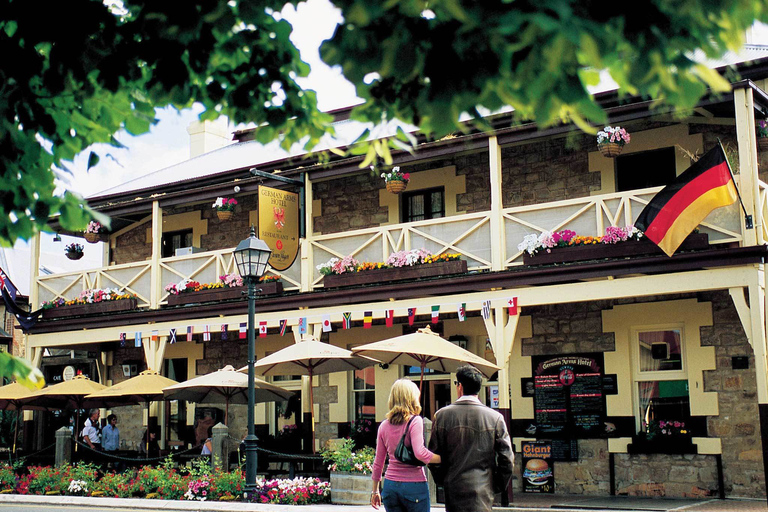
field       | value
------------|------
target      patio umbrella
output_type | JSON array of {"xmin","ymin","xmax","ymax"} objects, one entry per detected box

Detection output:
[
  {"xmin": 86, "ymin": 370, "xmax": 178, "ymax": 458},
  {"xmin": 351, "ymin": 325, "xmax": 501, "ymax": 391},
  {"xmin": 0, "ymin": 382, "xmax": 48, "ymax": 454},
  {"xmin": 19, "ymin": 374, "xmax": 108, "ymax": 450},
  {"xmin": 162, "ymin": 365, "xmax": 293, "ymax": 423},
  {"xmin": 238, "ymin": 339, "xmax": 378, "ymax": 453}
]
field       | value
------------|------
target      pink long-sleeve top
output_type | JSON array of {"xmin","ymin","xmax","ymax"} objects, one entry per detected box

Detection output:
[{"xmin": 372, "ymin": 415, "xmax": 434, "ymax": 483}]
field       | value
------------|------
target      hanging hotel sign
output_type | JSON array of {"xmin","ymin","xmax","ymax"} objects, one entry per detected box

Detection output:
[{"xmin": 258, "ymin": 185, "xmax": 300, "ymax": 271}]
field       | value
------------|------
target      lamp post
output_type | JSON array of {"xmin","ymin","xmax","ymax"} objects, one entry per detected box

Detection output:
[{"xmin": 233, "ymin": 227, "xmax": 272, "ymax": 496}]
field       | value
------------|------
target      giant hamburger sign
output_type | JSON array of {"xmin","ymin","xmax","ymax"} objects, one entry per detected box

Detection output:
[{"xmin": 521, "ymin": 441, "xmax": 554, "ymax": 493}]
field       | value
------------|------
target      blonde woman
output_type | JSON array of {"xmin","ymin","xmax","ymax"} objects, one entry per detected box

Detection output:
[{"xmin": 371, "ymin": 379, "xmax": 441, "ymax": 511}]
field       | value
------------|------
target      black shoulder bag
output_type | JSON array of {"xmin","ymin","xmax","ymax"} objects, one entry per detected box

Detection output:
[{"xmin": 394, "ymin": 416, "xmax": 426, "ymax": 467}]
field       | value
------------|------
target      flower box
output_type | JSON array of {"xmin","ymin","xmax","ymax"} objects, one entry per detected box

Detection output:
[
  {"xmin": 41, "ymin": 298, "xmax": 138, "ymax": 319},
  {"xmin": 628, "ymin": 435, "xmax": 697, "ymax": 455},
  {"xmin": 166, "ymin": 282, "xmax": 283, "ymax": 306},
  {"xmin": 322, "ymin": 260, "xmax": 468, "ymax": 288},
  {"xmin": 330, "ymin": 471, "xmax": 371, "ymax": 505},
  {"xmin": 523, "ymin": 233, "xmax": 710, "ymax": 266}
]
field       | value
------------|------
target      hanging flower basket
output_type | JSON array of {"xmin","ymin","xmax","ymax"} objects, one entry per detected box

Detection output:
[
  {"xmin": 217, "ymin": 210, "xmax": 234, "ymax": 221},
  {"xmin": 84, "ymin": 232, "xmax": 100, "ymax": 243},
  {"xmin": 386, "ymin": 180, "xmax": 407, "ymax": 194},
  {"xmin": 66, "ymin": 251, "xmax": 84, "ymax": 261},
  {"xmin": 65, "ymin": 243, "xmax": 84, "ymax": 260},
  {"xmin": 598, "ymin": 142, "xmax": 623, "ymax": 158}
]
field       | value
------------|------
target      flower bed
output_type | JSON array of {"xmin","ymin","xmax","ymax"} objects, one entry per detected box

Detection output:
[
  {"xmin": 319, "ymin": 250, "xmax": 466, "ymax": 288},
  {"xmin": 40, "ymin": 289, "xmax": 138, "ymax": 319},
  {"xmin": 165, "ymin": 274, "xmax": 283, "ymax": 306},
  {"xmin": 5, "ymin": 461, "xmax": 329, "ymax": 504}
]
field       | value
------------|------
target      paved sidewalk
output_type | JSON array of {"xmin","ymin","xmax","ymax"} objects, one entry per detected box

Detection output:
[{"xmin": 0, "ymin": 493, "xmax": 765, "ymax": 512}]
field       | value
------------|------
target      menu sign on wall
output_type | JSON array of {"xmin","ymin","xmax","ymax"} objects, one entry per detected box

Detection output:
[{"xmin": 532, "ymin": 353, "xmax": 606, "ymax": 438}]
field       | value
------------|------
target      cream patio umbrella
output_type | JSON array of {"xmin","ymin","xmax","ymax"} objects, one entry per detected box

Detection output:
[
  {"xmin": 351, "ymin": 325, "xmax": 501, "ymax": 391},
  {"xmin": 19, "ymin": 374, "xmax": 109, "ymax": 450},
  {"xmin": 239, "ymin": 338, "xmax": 378, "ymax": 453},
  {"xmin": 0, "ymin": 382, "xmax": 48, "ymax": 454},
  {"xmin": 86, "ymin": 370, "xmax": 178, "ymax": 458},
  {"xmin": 162, "ymin": 365, "xmax": 294, "ymax": 423}
]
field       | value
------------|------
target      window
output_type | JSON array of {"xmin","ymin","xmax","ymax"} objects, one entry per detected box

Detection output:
[
  {"xmin": 352, "ymin": 367, "xmax": 375, "ymax": 421},
  {"xmin": 402, "ymin": 187, "xmax": 445, "ymax": 223},
  {"xmin": 632, "ymin": 328, "xmax": 691, "ymax": 433},
  {"xmin": 161, "ymin": 229, "xmax": 193, "ymax": 258},
  {"xmin": 616, "ymin": 147, "xmax": 676, "ymax": 192}
]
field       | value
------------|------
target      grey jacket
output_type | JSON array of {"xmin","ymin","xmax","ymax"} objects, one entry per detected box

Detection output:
[{"xmin": 428, "ymin": 399, "xmax": 514, "ymax": 512}]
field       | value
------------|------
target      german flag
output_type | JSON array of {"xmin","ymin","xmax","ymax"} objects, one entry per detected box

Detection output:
[{"xmin": 635, "ymin": 145, "xmax": 737, "ymax": 256}]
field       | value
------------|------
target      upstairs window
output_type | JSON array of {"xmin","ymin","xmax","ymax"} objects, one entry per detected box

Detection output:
[
  {"xmin": 402, "ymin": 187, "xmax": 445, "ymax": 223},
  {"xmin": 162, "ymin": 229, "xmax": 193, "ymax": 258},
  {"xmin": 616, "ymin": 147, "xmax": 676, "ymax": 192}
]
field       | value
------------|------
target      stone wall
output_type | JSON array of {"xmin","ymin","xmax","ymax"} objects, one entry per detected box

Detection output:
[
  {"xmin": 111, "ymin": 193, "xmax": 259, "ymax": 265},
  {"xmin": 512, "ymin": 291, "xmax": 763, "ymax": 499}
]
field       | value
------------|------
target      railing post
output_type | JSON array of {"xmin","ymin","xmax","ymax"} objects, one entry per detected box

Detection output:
[
  {"xmin": 488, "ymin": 136, "xmax": 506, "ymax": 271},
  {"xmin": 55, "ymin": 427, "xmax": 71, "ymax": 466},
  {"xmin": 150, "ymin": 201, "xmax": 163, "ymax": 308},
  {"xmin": 212, "ymin": 422, "xmax": 228, "ymax": 471},
  {"xmin": 734, "ymin": 86, "xmax": 761, "ymax": 246},
  {"xmin": 301, "ymin": 173, "xmax": 314, "ymax": 292}
]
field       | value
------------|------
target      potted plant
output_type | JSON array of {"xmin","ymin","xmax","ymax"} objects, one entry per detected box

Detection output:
[
  {"xmin": 758, "ymin": 120, "xmax": 768, "ymax": 151},
  {"xmin": 381, "ymin": 166, "xmax": 410, "ymax": 194},
  {"xmin": 322, "ymin": 438, "xmax": 374, "ymax": 505},
  {"xmin": 164, "ymin": 273, "xmax": 283, "ymax": 306},
  {"xmin": 84, "ymin": 221, "xmax": 102, "ymax": 243},
  {"xmin": 212, "ymin": 197, "xmax": 237, "ymax": 221},
  {"xmin": 597, "ymin": 126, "xmax": 631, "ymax": 157},
  {"xmin": 65, "ymin": 243, "xmax": 84, "ymax": 260},
  {"xmin": 40, "ymin": 288, "xmax": 139, "ymax": 318}
]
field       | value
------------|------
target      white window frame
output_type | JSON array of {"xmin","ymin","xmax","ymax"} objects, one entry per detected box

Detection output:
[{"xmin": 350, "ymin": 366, "xmax": 376, "ymax": 422}]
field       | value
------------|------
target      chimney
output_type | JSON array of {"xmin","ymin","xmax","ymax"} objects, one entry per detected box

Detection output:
[{"xmin": 186, "ymin": 120, "xmax": 231, "ymax": 159}]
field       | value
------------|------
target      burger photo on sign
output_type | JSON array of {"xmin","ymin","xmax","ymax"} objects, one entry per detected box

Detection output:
[{"xmin": 523, "ymin": 458, "xmax": 552, "ymax": 485}]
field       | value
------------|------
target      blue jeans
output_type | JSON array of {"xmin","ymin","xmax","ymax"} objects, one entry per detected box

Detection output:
[{"xmin": 381, "ymin": 479, "xmax": 430, "ymax": 512}]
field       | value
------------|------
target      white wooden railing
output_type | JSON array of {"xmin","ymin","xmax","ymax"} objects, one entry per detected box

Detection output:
[{"xmin": 35, "ymin": 184, "xmax": 747, "ymax": 307}]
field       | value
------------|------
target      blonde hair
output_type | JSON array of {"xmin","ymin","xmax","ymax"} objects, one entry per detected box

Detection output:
[{"xmin": 386, "ymin": 379, "xmax": 422, "ymax": 425}]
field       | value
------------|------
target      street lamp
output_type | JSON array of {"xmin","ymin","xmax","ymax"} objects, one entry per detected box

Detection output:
[{"xmin": 234, "ymin": 226, "xmax": 272, "ymax": 496}]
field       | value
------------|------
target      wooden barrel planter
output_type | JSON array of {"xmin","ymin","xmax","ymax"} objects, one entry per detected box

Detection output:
[
  {"xmin": 323, "ymin": 260, "xmax": 468, "ymax": 288},
  {"xmin": 523, "ymin": 233, "xmax": 710, "ymax": 266},
  {"xmin": 41, "ymin": 298, "xmax": 138, "ymax": 319},
  {"xmin": 330, "ymin": 472, "xmax": 371, "ymax": 505},
  {"xmin": 166, "ymin": 282, "xmax": 283, "ymax": 306}
]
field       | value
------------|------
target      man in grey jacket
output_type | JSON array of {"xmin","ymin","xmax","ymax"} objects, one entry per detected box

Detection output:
[{"xmin": 428, "ymin": 365, "xmax": 514, "ymax": 512}]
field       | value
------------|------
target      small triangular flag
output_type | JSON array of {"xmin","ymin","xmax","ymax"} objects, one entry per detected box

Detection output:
[
  {"xmin": 408, "ymin": 308, "xmax": 416, "ymax": 326},
  {"xmin": 482, "ymin": 300, "xmax": 491, "ymax": 320},
  {"xmin": 299, "ymin": 317, "xmax": 307, "ymax": 334},
  {"xmin": 186, "ymin": 325, "xmax": 194, "ymax": 342},
  {"xmin": 458, "ymin": 303, "xmax": 466, "ymax": 322},
  {"xmin": 203, "ymin": 325, "xmax": 211, "ymax": 342},
  {"xmin": 385, "ymin": 310, "xmax": 394, "ymax": 327},
  {"xmin": 279, "ymin": 319, "xmax": 287, "ymax": 336},
  {"xmin": 221, "ymin": 324, "xmax": 228, "ymax": 340},
  {"xmin": 342, "ymin": 312, "xmax": 352, "ymax": 329},
  {"xmin": 239, "ymin": 323, "xmax": 247, "ymax": 339},
  {"xmin": 507, "ymin": 297, "xmax": 519, "ymax": 316},
  {"xmin": 364, "ymin": 311, "xmax": 373, "ymax": 329},
  {"xmin": 135, "ymin": 332, "xmax": 142, "ymax": 347},
  {"xmin": 169, "ymin": 328, "xmax": 177, "ymax": 344},
  {"xmin": 322, "ymin": 314, "xmax": 332, "ymax": 332},
  {"xmin": 151, "ymin": 330, "xmax": 159, "ymax": 342},
  {"xmin": 431, "ymin": 305, "xmax": 440, "ymax": 324},
  {"xmin": 119, "ymin": 333, "xmax": 126, "ymax": 347},
  {"xmin": 259, "ymin": 321, "xmax": 267, "ymax": 338}
]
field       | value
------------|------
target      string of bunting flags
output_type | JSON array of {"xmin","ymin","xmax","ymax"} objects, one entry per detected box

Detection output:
[{"xmin": 116, "ymin": 297, "xmax": 519, "ymax": 346}]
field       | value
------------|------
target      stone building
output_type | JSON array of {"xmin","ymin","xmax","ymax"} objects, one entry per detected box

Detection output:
[{"xmin": 21, "ymin": 54, "xmax": 768, "ymax": 500}]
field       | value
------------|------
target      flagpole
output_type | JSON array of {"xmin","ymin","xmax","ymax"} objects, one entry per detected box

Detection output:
[{"xmin": 718, "ymin": 139, "xmax": 754, "ymax": 229}]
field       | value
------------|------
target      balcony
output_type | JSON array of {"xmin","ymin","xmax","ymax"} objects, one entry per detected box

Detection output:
[{"xmin": 34, "ymin": 182, "xmax": 747, "ymax": 314}]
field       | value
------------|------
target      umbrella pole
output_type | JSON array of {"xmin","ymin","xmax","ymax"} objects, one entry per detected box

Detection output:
[
  {"xmin": 75, "ymin": 409, "xmax": 80, "ymax": 453},
  {"xmin": 225, "ymin": 398, "xmax": 229, "ymax": 426},
  {"xmin": 309, "ymin": 368, "xmax": 316, "ymax": 454},
  {"xmin": 12, "ymin": 408, "xmax": 20, "ymax": 455},
  {"xmin": 146, "ymin": 401, "xmax": 150, "ymax": 459}
]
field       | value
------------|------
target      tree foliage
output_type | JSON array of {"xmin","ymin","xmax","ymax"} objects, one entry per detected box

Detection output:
[{"xmin": 1, "ymin": 0, "xmax": 767, "ymax": 244}]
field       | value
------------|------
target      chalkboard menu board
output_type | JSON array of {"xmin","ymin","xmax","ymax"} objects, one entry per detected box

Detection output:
[{"xmin": 532, "ymin": 353, "xmax": 606, "ymax": 438}]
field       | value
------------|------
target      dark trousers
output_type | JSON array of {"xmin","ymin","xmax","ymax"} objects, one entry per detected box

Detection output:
[{"xmin": 381, "ymin": 480, "xmax": 430, "ymax": 512}]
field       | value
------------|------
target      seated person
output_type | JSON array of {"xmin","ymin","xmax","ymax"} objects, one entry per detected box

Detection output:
[{"xmin": 201, "ymin": 426, "xmax": 213, "ymax": 455}]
